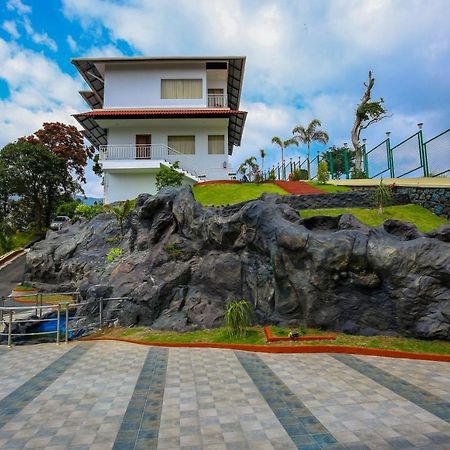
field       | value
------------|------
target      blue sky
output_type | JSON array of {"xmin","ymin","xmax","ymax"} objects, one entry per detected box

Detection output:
[{"xmin": 1, "ymin": 0, "xmax": 450, "ymax": 196}]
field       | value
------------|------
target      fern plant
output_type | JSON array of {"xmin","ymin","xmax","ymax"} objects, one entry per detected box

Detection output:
[
  {"xmin": 225, "ymin": 300, "xmax": 253, "ymax": 338},
  {"xmin": 373, "ymin": 179, "xmax": 392, "ymax": 214}
]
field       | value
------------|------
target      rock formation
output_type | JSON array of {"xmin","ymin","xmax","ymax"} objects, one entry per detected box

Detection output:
[{"xmin": 25, "ymin": 187, "xmax": 450, "ymax": 340}]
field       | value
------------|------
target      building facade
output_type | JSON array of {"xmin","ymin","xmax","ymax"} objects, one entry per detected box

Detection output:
[{"xmin": 72, "ymin": 57, "xmax": 247, "ymax": 203}]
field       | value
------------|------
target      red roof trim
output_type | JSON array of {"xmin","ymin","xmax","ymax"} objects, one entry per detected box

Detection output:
[{"xmin": 74, "ymin": 109, "xmax": 246, "ymax": 118}]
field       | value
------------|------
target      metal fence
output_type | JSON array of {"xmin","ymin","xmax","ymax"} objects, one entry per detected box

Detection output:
[{"xmin": 0, "ymin": 293, "xmax": 130, "ymax": 347}]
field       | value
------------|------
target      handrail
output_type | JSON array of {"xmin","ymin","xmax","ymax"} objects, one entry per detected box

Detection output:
[{"xmin": 1, "ymin": 295, "xmax": 130, "ymax": 347}]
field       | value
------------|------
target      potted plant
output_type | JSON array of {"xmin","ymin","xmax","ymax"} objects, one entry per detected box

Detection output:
[{"xmin": 11, "ymin": 282, "xmax": 38, "ymax": 301}]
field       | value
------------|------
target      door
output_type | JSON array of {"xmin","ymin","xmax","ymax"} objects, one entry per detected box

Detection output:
[{"xmin": 135, "ymin": 134, "xmax": 151, "ymax": 159}]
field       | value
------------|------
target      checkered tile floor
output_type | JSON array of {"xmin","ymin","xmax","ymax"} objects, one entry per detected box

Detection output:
[{"xmin": 0, "ymin": 342, "xmax": 448, "ymax": 449}]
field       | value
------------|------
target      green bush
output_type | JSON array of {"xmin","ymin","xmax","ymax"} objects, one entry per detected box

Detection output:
[
  {"xmin": 351, "ymin": 168, "xmax": 367, "ymax": 179},
  {"xmin": 156, "ymin": 161, "xmax": 184, "ymax": 191},
  {"xmin": 291, "ymin": 168, "xmax": 308, "ymax": 181},
  {"xmin": 225, "ymin": 300, "xmax": 253, "ymax": 338},
  {"xmin": 164, "ymin": 243, "xmax": 183, "ymax": 260},
  {"xmin": 74, "ymin": 203, "xmax": 104, "ymax": 220},
  {"xmin": 317, "ymin": 160, "xmax": 330, "ymax": 184},
  {"xmin": 268, "ymin": 168, "xmax": 276, "ymax": 181},
  {"xmin": 56, "ymin": 199, "xmax": 82, "ymax": 218},
  {"xmin": 106, "ymin": 247, "xmax": 123, "ymax": 262}
]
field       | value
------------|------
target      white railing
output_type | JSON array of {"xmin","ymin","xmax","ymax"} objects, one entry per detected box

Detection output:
[
  {"xmin": 208, "ymin": 94, "xmax": 225, "ymax": 108},
  {"xmin": 99, "ymin": 144, "xmax": 201, "ymax": 179}
]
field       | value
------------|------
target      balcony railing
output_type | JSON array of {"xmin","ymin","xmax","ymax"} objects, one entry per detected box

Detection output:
[
  {"xmin": 208, "ymin": 94, "xmax": 225, "ymax": 108},
  {"xmin": 98, "ymin": 144, "xmax": 200, "ymax": 178}
]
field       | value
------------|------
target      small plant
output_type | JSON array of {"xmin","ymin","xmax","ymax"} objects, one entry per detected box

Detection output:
[
  {"xmin": 373, "ymin": 179, "xmax": 392, "ymax": 214},
  {"xmin": 105, "ymin": 199, "xmax": 134, "ymax": 236},
  {"xmin": 105, "ymin": 235, "xmax": 121, "ymax": 244},
  {"xmin": 225, "ymin": 299, "xmax": 253, "ymax": 338},
  {"xmin": 268, "ymin": 168, "xmax": 276, "ymax": 181},
  {"xmin": 13, "ymin": 282, "xmax": 35, "ymax": 291},
  {"xmin": 317, "ymin": 160, "xmax": 330, "ymax": 184},
  {"xmin": 74, "ymin": 204, "xmax": 104, "ymax": 220},
  {"xmin": 164, "ymin": 243, "xmax": 183, "ymax": 260},
  {"xmin": 106, "ymin": 247, "xmax": 123, "ymax": 262},
  {"xmin": 351, "ymin": 168, "xmax": 367, "ymax": 179},
  {"xmin": 156, "ymin": 161, "xmax": 184, "ymax": 190},
  {"xmin": 290, "ymin": 168, "xmax": 308, "ymax": 181}
]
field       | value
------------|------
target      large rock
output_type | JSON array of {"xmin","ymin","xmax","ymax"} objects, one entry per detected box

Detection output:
[{"xmin": 25, "ymin": 186, "xmax": 450, "ymax": 340}]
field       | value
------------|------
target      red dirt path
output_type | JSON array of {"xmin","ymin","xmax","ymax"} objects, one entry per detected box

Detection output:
[{"xmin": 273, "ymin": 180, "xmax": 323, "ymax": 195}]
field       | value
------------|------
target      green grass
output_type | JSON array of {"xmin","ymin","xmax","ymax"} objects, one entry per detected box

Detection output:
[
  {"xmin": 300, "ymin": 204, "xmax": 449, "ymax": 232},
  {"xmin": 91, "ymin": 326, "xmax": 450, "ymax": 356},
  {"xmin": 193, "ymin": 183, "xmax": 287, "ymax": 206},
  {"xmin": 0, "ymin": 230, "xmax": 35, "ymax": 256},
  {"xmin": 307, "ymin": 181, "xmax": 351, "ymax": 193}
]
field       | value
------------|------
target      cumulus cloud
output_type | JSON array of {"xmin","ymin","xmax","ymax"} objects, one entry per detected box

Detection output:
[
  {"xmin": 2, "ymin": 20, "xmax": 20, "ymax": 39},
  {"xmin": 6, "ymin": 0, "xmax": 31, "ymax": 15},
  {"xmin": 22, "ymin": 17, "xmax": 58, "ymax": 52},
  {"xmin": 66, "ymin": 35, "xmax": 78, "ymax": 52}
]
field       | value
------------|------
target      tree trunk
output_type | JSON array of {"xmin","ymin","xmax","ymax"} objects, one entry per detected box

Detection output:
[{"xmin": 307, "ymin": 142, "xmax": 311, "ymax": 179}]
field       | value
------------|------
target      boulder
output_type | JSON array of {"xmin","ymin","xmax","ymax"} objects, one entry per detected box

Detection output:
[{"xmin": 24, "ymin": 186, "xmax": 450, "ymax": 340}]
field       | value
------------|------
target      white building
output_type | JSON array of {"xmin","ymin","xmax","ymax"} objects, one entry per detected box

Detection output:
[{"xmin": 72, "ymin": 56, "xmax": 247, "ymax": 203}]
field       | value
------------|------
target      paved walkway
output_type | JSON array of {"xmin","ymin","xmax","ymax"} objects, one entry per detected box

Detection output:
[{"xmin": 0, "ymin": 342, "xmax": 448, "ymax": 449}]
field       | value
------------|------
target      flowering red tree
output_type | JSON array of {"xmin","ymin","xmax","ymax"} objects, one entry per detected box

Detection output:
[{"xmin": 22, "ymin": 122, "xmax": 94, "ymax": 183}]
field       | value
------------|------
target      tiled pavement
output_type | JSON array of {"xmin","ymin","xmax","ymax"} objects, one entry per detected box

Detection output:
[{"xmin": 0, "ymin": 342, "xmax": 448, "ymax": 449}]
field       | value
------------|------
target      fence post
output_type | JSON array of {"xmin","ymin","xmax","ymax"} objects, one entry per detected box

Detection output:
[
  {"xmin": 343, "ymin": 143, "xmax": 350, "ymax": 179},
  {"xmin": 56, "ymin": 304, "xmax": 61, "ymax": 345},
  {"xmin": 386, "ymin": 132, "xmax": 394, "ymax": 178},
  {"xmin": 277, "ymin": 164, "xmax": 280, "ymax": 180},
  {"xmin": 63, "ymin": 302, "xmax": 70, "ymax": 344},
  {"xmin": 362, "ymin": 139, "xmax": 369, "ymax": 178},
  {"xmin": 417, "ymin": 123, "xmax": 429, "ymax": 176},
  {"xmin": 0, "ymin": 296, "xmax": 4, "ymax": 323},
  {"xmin": 7, "ymin": 310, "xmax": 13, "ymax": 348},
  {"xmin": 39, "ymin": 293, "xmax": 43, "ymax": 318},
  {"xmin": 99, "ymin": 297, "xmax": 103, "ymax": 331},
  {"xmin": 328, "ymin": 149, "xmax": 334, "ymax": 179}
]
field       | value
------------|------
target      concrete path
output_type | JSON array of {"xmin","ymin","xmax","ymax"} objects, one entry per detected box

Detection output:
[
  {"xmin": 0, "ymin": 341, "xmax": 448, "ymax": 449},
  {"xmin": 0, "ymin": 254, "xmax": 26, "ymax": 306}
]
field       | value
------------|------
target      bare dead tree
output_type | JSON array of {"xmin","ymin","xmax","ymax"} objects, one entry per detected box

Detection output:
[{"xmin": 351, "ymin": 71, "xmax": 388, "ymax": 174}]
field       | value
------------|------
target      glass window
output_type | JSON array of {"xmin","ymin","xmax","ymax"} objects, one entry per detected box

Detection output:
[
  {"xmin": 168, "ymin": 136, "xmax": 195, "ymax": 155},
  {"xmin": 161, "ymin": 79, "xmax": 202, "ymax": 99},
  {"xmin": 208, "ymin": 135, "xmax": 225, "ymax": 154}
]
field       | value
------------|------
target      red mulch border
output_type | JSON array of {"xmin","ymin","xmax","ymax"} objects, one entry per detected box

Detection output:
[{"xmin": 193, "ymin": 180, "xmax": 242, "ymax": 186}]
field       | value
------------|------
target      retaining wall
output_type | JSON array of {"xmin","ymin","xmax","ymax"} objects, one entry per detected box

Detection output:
[{"xmin": 398, "ymin": 187, "xmax": 450, "ymax": 219}]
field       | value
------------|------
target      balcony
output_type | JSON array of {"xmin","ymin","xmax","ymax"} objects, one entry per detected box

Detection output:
[
  {"xmin": 98, "ymin": 144, "xmax": 200, "ymax": 179},
  {"xmin": 208, "ymin": 94, "xmax": 225, "ymax": 108}
]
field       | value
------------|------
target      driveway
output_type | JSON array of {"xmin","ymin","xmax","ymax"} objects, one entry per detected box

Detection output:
[
  {"xmin": 0, "ymin": 254, "xmax": 26, "ymax": 305},
  {"xmin": 0, "ymin": 341, "xmax": 448, "ymax": 449}
]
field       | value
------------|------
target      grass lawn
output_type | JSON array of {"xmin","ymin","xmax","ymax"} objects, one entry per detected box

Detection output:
[
  {"xmin": 307, "ymin": 181, "xmax": 351, "ymax": 193},
  {"xmin": 13, "ymin": 294, "xmax": 73, "ymax": 305},
  {"xmin": 193, "ymin": 183, "xmax": 287, "ymax": 206},
  {"xmin": 89, "ymin": 326, "xmax": 450, "ymax": 356},
  {"xmin": 300, "ymin": 204, "xmax": 449, "ymax": 232}
]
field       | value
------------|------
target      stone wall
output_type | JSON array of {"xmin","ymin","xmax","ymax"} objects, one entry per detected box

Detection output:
[
  {"xmin": 398, "ymin": 187, "xmax": 450, "ymax": 219},
  {"xmin": 268, "ymin": 190, "xmax": 410, "ymax": 210}
]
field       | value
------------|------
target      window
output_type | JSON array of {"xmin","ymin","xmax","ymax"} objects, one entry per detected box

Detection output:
[
  {"xmin": 168, "ymin": 136, "xmax": 195, "ymax": 155},
  {"xmin": 208, "ymin": 135, "xmax": 225, "ymax": 154},
  {"xmin": 161, "ymin": 79, "xmax": 202, "ymax": 99}
]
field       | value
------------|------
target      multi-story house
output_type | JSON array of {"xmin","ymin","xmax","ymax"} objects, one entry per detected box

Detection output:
[{"xmin": 72, "ymin": 56, "xmax": 247, "ymax": 203}]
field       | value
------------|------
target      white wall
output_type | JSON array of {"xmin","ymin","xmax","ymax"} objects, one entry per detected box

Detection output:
[
  {"xmin": 104, "ymin": 169, "xmax": 196, "ymax": 203},
  {"xmin": 104, "ymin": 62, "xmax": 202, "ymax": 108},
  {"xmin": 98, "ymin": 118, "xmax": 231, "ymax": 180}
]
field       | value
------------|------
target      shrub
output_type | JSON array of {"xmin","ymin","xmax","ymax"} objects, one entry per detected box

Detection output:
[
  {"xmin": 317, "ymin": 160, "xmax": 330, "ymax": 184},
  {"xmin": 225, "ymin": 299, "xmax": 253, "ymax": 338},
  {"xmin": 351, "ymin": 168, "xmax": 367, "ymax": 179},
  {"xmin": 104, "ymin": 199, "xmax": 134, "ymax": 236},
  {"xmin": 373, "ymin": 179, "xmax": 392, "ymax": 214},
  {"xmin": 74, "ymin": 203, "xmax": 104, "ymax": 220},
  {"xmin": 106, "ymin": 247, "xmax": 123, "ymax": 262},
  {"xmin": 156, "ymin": 161, "xmax": 184, "ymax": 191},
  {"xmin": 291, "ymin": 168, "xmax": 308, "ymax": 181},
  {"xmin": 56, "ymin": 199, "xmax": 82, "ymax": 218},
  {"xmin": 164, "ymin": 243, "xmax": 183, "ymax": 260},
  {"xmin": 268, "ymin": 168, "xmax": 276, "ymax": 181}
]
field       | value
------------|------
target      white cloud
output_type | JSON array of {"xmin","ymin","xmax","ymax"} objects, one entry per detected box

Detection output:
[
  {"xmin": 2, "ymin": 20, "xmax": 20, "ymax": 39},
  {"xmin": 22, "ymin": 17, "xmax": 57, "ymax": 52},
  {"xmin": 6, "ymin": 0, "xmax": 31, "ymax": 15},
  {"xmin": 66, "ymin": 35, "xmax": 78, "ymax": 52}
]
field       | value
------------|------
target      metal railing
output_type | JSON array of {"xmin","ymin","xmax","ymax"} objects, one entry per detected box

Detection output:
[
  {"xmin": 208, "ymin": 94, "xmax": 225, "ymax": 108},
  {"xmin": 423, "ymin": 128, "xmax": 450, "ymax": 177},
  {"xmin": 98, "ymin": 144, "xmax": 201, "ymax": 180},
  {"xmin": 0, "ymin": 293, "xmax": 130, "ymax": 347}
]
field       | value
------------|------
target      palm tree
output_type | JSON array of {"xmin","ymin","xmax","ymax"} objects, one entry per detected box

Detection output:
[
  {"xmin": 238, "ymin": 156, "xmax": 259, "ymax": 182},
  {"xmin": 259, "ymin": 149, "xmax": 266, "ymax": 176},
  {"xmin": 105, "ymin": 199, "xmax": 134, "ymax": 236},
  {"xmin": 292, "ymin": 119, "xmax": 329, "ymax": 179},
  {"xmin": 271, "ymin": 137, "xmax": 298, "ymax": 180}
]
